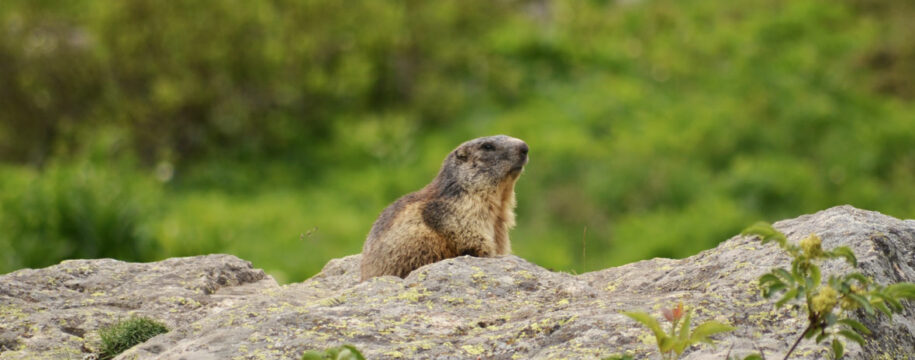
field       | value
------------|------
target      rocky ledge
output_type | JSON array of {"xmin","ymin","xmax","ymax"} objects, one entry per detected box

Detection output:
[{"xmin": 1, "ymin": 205, "xmax": 913, "ymax": 359}]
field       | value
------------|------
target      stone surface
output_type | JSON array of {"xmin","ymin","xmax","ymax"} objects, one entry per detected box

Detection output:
[
  {"xmin": 0, "ymin": 255, "xmax": 277, "ymax": 359},
  {"xmin": 1, "ymin": 206, "xmax": 913, "ymax": 359}
]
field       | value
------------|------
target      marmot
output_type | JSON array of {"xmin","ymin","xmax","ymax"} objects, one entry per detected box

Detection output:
[{"xmin": 360, "ymin": 135, "xmax": 529, "ymax": 280}]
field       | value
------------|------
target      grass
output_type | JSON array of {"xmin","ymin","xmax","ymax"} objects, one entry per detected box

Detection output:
[{"xmin": 97, "ymin": 316, "xmax": 169, "ymax": 360}]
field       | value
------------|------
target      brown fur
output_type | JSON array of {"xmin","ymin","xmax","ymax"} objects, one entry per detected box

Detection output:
[{"xmin": 360, "ymin": 135, "xmax": 529, "ymax": 280}]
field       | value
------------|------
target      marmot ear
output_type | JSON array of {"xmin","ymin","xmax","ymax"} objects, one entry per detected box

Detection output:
[{"xmin": 455, "ymin": 147, "xmax": 468, "ymax": 162}]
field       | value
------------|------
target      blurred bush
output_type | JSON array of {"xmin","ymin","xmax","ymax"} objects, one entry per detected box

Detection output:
[
  {"xmin": 0, "ymin": 0, "xmax": 541, "ymax": 165},
  {"xmin": 0, "ymin": 130, "xmax": 162, "ymax": 270},
  {"xmin": 1, "ymin": 0, "xmax": 914, "ymax": 280}
]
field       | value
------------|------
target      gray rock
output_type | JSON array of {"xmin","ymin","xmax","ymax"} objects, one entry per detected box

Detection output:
[
  {"xmin": 0, "ymin": 254, "xmax": 277, "ymax": 359},
  {"xmin": 1, "ymin": 206, "xmax": 913, "ymax": 359}
]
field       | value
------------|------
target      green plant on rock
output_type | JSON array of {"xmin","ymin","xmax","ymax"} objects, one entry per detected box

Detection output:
[
  {"xmin": 602, "ymin": 354, "xmax": 635, "ymax": 360},
  {"xmin": 727, "ymin": 353, "xmax": 764, "ymax": 360},
  {"xmin": 622, "ymin": 302, "xmax": 735, "ymax": 360},
  {"xmin": 97, "ymin": 316, "xmax": 169, "ymax": 360},
  {"xmin": 742, "ymin": 222, "xmax": 915, "ymax": 359},
  {"xmin": 301, "ymin": 344, "xmax": 366, "ymax": 360}
]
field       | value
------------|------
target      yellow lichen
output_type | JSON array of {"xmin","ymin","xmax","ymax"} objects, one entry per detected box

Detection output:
[
  {"xmin": 638, "ymin": 331, "xmax": 655, "ymax": 345},
  {"xmin": 397, "ymin": 287, "xmax": 427, "ymax": 302},
  {"xmin": 384, "ymin": 350, "xmax": 404, "ymax": 358},
  {"xmin": 516, "ymin": 270, "xmax": 535, "ymax": 280},
  {"xmin": 461, "ymin": 344, "xmax": 485, "ymax": 355},
  {"xmin": 1, "ymin": 304, "xmax": 29, "ymax": 320},
  {"xmin": 162, "ymin": 296, "xmax": 203, "ymax": 308}
]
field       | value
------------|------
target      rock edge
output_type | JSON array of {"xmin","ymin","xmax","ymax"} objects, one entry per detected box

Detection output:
[{"xmin": 0, "ymin": 205, "xmax": 913, "ymax": 360}]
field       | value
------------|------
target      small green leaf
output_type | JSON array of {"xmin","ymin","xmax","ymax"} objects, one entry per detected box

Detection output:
[
  {"xmin": 847, "ymin": 293, "xmax": 873, "ymax": 314},
  {"xmin": 760, "ymin": 274, "xmax": 786, "ymax": 294},
  {"xmin": 872, "ymin": 300, "xmax": 892, "ymax": 317},
  {"xmin": 766, "ymin": 283, "xmax": 787, "ymax": 296},
  {"xmin": 339, "ymin": 345, "xmax": 366, "ymax": 360},
  {"xmin": 678, "ymin": 310, "xmax": 692, "ymax": 343},
  {"xmin": 844, "ymin": 273, "xmax": 870, "ymax": 286},
  {"xmin": 774, "ymin": 268, "xmax": 794, "ymax": 283},
  {"xmin": 837, "ymin": 319, "xmax": 870, "ymax": 335},
  {"xmin": 776, "ymin": 288, "xmax": 799, "ymax": 308},
  {"xmin": 302, "ymin": 349, "xmax": 339, "ymax": 360},
  {"xmin": 828, "ymin": 275, "xmax": 841, "ymax": 289},
  {"xmin": 837, "ymin": 329, "xmax": 866, "ymax": 346},
  {"xmin": 760, "ymin": 273, "xmax": 782, "ymax": 286},
  {"xmin": 741, "ymin": 355, "xmax": 764, "ymax": 360},
  {"xmin": 689, "ymin": 321, "xmax": 736, "ymax": 344},
  {"xmin": 670, "ymin": 340, "xmax": 690, "ymax": 356},
  {"xmin": 884, "ymin": 283, "xmax": 915, "ymax": 299},
  {"xmin": 658, "ymin": 336, "xmax": 674, "ymax": 352},
  {"xmin": 623, "ymin": 311, "xmax": 666, "ymax": 344},
  {"xmin": 742, "ymin": 222, "xmax": 787, "ymax": 248},
  {"xmin": 829, "ymin": 246, "xmax": 857, "ymax": 267},
  {"xmin": 872, "ymin": 292, "xmax": 904, "ymax": 312},
  {"xmin": 301, "ymin": 352, "xmax": 327, "ymax": 360},
  {"xmin": 832, "ymin": 339, "xmax": 844, "ymax": 359},
  {"xmin": 815, "ymin": 331, "xmax": 829, "ymax": 344},
  {"xmin": 803, "ymin": 325, "xmax": 820, "ymax": 340},
  {"xmin": 791, "ymin": 259, "xmax": 804, "ymax": 282},
  {"xmin": 809, "ymin": 263, "xmax": 821, "ymax": 288},
  {"xmin": 825, "ymin": 312, "xmax": 837, "ymax": 326}
]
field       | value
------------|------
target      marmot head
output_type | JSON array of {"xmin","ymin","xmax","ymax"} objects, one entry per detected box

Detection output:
[{"xmin": 437, "ymin": 135, "xmax": 529, "ymax": 193}]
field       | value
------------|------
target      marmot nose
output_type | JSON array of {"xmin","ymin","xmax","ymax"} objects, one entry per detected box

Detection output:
[{"xmin": 519, "ymin": 142, "xmax": 529, "ymax": 156}]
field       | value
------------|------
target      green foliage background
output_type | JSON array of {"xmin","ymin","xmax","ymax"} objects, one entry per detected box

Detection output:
[{"xmin": 2, "ymin": 0, "xmax": 914, "ymax": 282}]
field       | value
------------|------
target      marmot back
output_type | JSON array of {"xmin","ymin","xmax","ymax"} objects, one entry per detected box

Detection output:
[{"xmin": 360, "ymin": 135, "xmax": 529, "ymax": 280}]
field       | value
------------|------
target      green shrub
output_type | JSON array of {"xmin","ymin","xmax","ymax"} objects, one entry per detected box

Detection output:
[
  {"xmin": 97, "ymin": 316, "xmax": 169, "ymax": 360},
  {"xmin": 743, "ymin": 222, "xmax": 915, "ymax": 359},
  {"xmin": 0, "ymin": 133, "xmax": 162, "ymax": 273}
]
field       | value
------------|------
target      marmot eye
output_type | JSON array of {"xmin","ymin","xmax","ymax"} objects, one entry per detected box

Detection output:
[{"xmin": 481, "ymin": 143, "xmax": 495, "ymax": 151}]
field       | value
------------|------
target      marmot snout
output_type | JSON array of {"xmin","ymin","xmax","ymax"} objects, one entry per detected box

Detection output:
[{"xmin": 360, "ymin": 135, "xmax": 528, "ymax": 280}]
